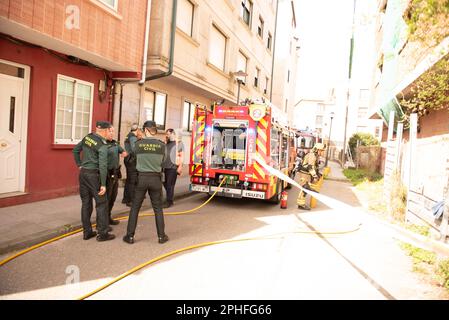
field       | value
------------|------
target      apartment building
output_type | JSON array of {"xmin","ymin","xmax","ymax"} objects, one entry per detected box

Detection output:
[
  {"xmin": 115, "ymin": 0, "xmax": 284, "ymax": 164},
  {"xmin": 0, "ymin": 0, "xmax": 148, "ymax": 206},
  {"xmin": 369, "ymin": 0, "xmax": 449, "ymax": 140},
  {"xmin": 271, "ymin": 0, "xmax": 299, "ymax": 126}
]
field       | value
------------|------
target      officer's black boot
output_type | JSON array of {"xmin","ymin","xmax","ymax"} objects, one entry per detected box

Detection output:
[
  {"xmin": 96, "ymin": 233, "xmax": 116, "ymax": 242},
  {"xmin": 83, "ymin": 231, "xmax": 97, "ymax": 240},
  {"xmin": 123, "ymin": 234, "xmax": 134, "ymax": 244},
  {"xmin": 158, "ymin": 234, "xmax": 169, "ymax": 244},
  {"xmin": 163, "ymin": 201, "xmax": 173, "ymax": 209}
]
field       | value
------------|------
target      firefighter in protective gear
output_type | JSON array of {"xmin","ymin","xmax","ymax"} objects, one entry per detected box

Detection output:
[{"xmin": 296, "ymin": 143, "xmax": 325, "ymax": 210}]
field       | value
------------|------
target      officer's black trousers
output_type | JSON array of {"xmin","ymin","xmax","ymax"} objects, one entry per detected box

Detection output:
[
  {"xmin": 163, "ymin": 168, "xmax": 178, "ymax": 203},
  {"xmin": 126, "ymin": 172, "xmax": 166, "ymax": 238},
  {"xmin": 79, "ymin": 168, "xmax": 108, "ymax": 235},
  {"xmin": 123, "ymin": 158, "xmax": 137, "ymax": 204},
  {"xmin": 106, "ymin": 171, "xmax": 119, "ymax": 217}
]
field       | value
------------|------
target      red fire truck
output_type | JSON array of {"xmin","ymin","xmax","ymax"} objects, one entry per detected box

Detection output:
[
  {"xmin": 189, "ymin": 100, "xmax": 296, "ymax": 203},
  {"xmin": 294, "ymin": 129, "xmax": 320, "ymax": 156}
]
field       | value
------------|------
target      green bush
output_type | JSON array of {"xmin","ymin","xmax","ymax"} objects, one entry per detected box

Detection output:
[
  {"xmin": 343, "ymin": 168, "xmax": 383, "ymax": 186},
  {"xmin": 389, "ymin": 170, "xmax": 408, "ymax": 221},
  {"xmin": 400, "ymin": 242, "xmax": 436, "ymax": 265},
  {"xmin": 348, "ymin": 132, "xmax": 380, "ymax": 158},
  {"xmin": 436, "ymin": 259, "xmax": 449, "ymax": 290}
]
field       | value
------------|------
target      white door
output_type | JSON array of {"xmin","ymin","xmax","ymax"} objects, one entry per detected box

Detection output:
[{"xmin": 0, "ymin": 64, "xmax": 27, "ymax": 194}]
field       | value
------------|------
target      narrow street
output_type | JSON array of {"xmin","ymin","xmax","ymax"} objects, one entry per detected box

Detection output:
[
  {"xmin": 1, "ymin": 0, "xmax": 449, "ymax": 304},
  {"xmin": 1, "ymin": 171, "xmax": 445, "ymax": 300}
]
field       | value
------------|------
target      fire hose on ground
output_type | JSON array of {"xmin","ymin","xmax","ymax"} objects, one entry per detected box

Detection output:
[{"xmin": 0, "ymin": 157, "xmax": 367, "ymax": 299}]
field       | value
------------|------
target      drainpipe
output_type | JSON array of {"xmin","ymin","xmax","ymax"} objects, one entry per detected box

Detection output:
[
  {"xmin": 270, "ymin": 0, "xmax": 280, "ymax": 102},
  {"xmin": 140, "ymin": 0, "xmax": 152, "ymax": 84},
  {"xmin": 118, "ymin": 83, "xmax": 124, "ymax": 142},
  {"xmin": 146, "ymin": 0, "xmax": 177, "ymax": 81}
]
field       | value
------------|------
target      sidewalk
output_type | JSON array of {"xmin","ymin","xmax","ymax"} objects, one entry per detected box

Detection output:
[
  {"xmin": 324, "ymin": 160, "xmax": 449, "ymax": 257},
  {"xmin": 0, "ymin": 174, "xmax": 192, "ymax": 255},
  {"xmin": 324, "ymin": 160, "xmax": 348, "ymax": 181}
]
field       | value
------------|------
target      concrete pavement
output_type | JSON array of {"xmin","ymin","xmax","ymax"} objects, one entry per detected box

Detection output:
[
  {"xmin": 325, "ymin": 160, "xmax": 348, "ymax": 182},
  {"xmin": 0, "ymin": 172, "xmax": 192, "ymax": 255},
  {"xmin": 1, "ymin": 171, "xmax": 448, "ymax": 299}
]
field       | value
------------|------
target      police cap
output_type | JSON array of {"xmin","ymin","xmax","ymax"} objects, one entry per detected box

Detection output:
[
  {"xmin": 143, "ymin": 120, "xmax": 157, "ymax": 129},
  {"xmin": 96, "ymin": 121, "xmax": 112, "ymax": 129}
]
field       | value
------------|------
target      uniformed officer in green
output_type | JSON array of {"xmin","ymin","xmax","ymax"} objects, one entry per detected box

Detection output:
[
  {"xmin": 106, "ymin": 126, "xmax": 128, "ymax": 226},
  {"xmin": 73, "ymin": 121, "xmax": 115, "ymax": 241},
  {"xmin": 122, "ymin": 124, "xmax": 140, "ymax": 207},
  {"xmin": 123, "ymin": 120, "xmax": 169, "ymax": 244}
]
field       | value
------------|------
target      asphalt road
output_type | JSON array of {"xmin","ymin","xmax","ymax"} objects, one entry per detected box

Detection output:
[{"xmin": 0, "ymin": 180, "xmax": 446, "ymax": 300}]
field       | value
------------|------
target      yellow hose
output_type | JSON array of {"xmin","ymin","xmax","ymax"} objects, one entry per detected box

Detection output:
[
  {"xmin": 79, "ymin": 224, "xmax": 362, "ymax": 300},
  {"xmin": 0, "ymin": 171, "xmax": 363, "ymax": 300},
  {"xmin": 0, "ymin": 178, "xmax": 228, "ymax": 267}
]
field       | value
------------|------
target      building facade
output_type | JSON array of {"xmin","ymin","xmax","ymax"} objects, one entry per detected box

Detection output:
[
  {"xmin": 0, "ymin": 0, "xmax": 148, "ymax": 206},
  {"xmin": 271, "ymin": 0, "xmax": 299, "ymax": 125},
  {"xmin": 115, "ymin": 0, "xmax": 296, "ymax": 166},
  {"xmin": 368, "ymin": 0, "xmax": 449, "ymax": 140}
]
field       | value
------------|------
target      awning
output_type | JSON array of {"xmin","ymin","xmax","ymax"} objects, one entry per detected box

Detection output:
[{"xmin": 371, "ymin": 96, "xmax": 405, "ymax": 131}]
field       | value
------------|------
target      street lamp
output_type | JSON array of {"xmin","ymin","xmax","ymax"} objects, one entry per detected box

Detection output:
[
  {"xmin": 232, "ymin": 70, "xmax": 248, "ymax": 105},
  {"xmin": 325, "ymin": 111, "xmax": 335, "ymax": 167}
]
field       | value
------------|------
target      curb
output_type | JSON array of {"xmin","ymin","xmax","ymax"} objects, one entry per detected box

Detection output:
[
  {"xmin": 378, "ymin": 218, "xmax": 449, "ymax": 258},
  {"xmin": 325, "ymin": 177, "xmax": 351, "ymax": 183},
  {"xmin": 0, "ymin": 190, "xmax": 194, "ymax": 256}
]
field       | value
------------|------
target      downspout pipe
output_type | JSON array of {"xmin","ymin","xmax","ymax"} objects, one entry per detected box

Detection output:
[
  {"xmin": 270, "ymin": 0, "xmax": 280, "ymax": 102},
  {"xmin": 145, "ymin": 0, "xmax": 177, "ymax": 81},
  {"xmin": 118, "ymin": 82, "xmax": 124, "ymax": 142},
  {"xmin": 140, "ymin": 0, "xmax": 153, "ymax": 84}
]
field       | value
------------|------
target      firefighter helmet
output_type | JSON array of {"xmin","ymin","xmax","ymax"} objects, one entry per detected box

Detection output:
[{"xmin": 313, "ymin": 143, "xmax": 325, "ymax": 151}]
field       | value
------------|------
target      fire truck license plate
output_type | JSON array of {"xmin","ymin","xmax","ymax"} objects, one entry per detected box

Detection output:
[
  {"xmin": 243, "ymin": 190, "xmax": 265, "ymax": 199},
  {"xmin": 191, "ymin": 185, "xmax": 208, "ymax": 192}
]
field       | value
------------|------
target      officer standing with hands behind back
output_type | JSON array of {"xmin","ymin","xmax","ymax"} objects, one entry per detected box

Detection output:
[
  {"xmin": 123, "ymin": 120, "xmax": 169, "ymax": 245},
  {"xmin": 122, "ymin": 124, "xmax": 140, "ymax": 207},
  {"xmin": 106, "ymin": 126, "xmax": 127, "ymax": 226},
  {"xmin": 73, "ymin": 121, "xmax": 115, "ymax": 242}
]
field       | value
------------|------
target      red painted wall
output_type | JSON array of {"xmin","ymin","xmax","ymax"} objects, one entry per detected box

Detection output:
[{"xmin": 0, "ymin": 38, "xmax": 112, "ymax": 207}]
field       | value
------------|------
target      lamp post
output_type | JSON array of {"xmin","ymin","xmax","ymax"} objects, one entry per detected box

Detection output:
[
  {"xmin": 232, "ymin": 70, "xmax": 248, "ymax": 105},
  {"xmin": 325, "ymin": 111, "xmax": 335, "ymax": 167}
]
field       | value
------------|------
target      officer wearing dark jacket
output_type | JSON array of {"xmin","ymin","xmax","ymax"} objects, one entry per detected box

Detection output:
[
  {"xmin": 123, "ymin": 120, "xmax": 169, "ymax": 245},
  {"xmin": 122, "ymin": 124, "xmax": 139, "ymax": 207},
  {"xmin": 106, "ymin": 126, "xmax": 127, "ymax": 225},
  {"xmin": 73, "ymin": 121, "xmax": 115, "ymax": 242}
]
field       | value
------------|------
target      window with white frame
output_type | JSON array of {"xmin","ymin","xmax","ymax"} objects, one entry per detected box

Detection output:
[
  {"xmin": 177, "ymin": 0, "xmax": 194, "ymax": 37},
  {"xmin": 241, "ymin": 0, "xmax": 252, "ymax": 26},
  {"xmin": 257, "ymin": 16, "xmax": 264, "ymax": 38},
  {"xmin": 182, "ymin": 100, "xmax": 196, "ymax": 132},
  {"xmin": 144, "ymin": 89, "xmax": 167, "ymax": 130},
  {"xmin": 55, "ymin": 75, "xmax": 93, "ymax": 144},
  {"xmin": 209, "ymin": 25, "xmax": 227, "ymax": 71},
  {"xmin": 99, "ymin": 0, "xmax": 118, "ymax": 11},
  {"xmin": 236, "ymin": 51, "xmax": 248, "ymax": 84}
]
